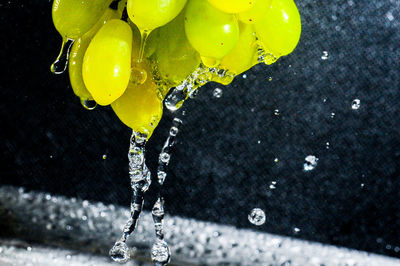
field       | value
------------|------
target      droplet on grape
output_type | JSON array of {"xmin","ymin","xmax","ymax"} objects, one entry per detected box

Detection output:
[
  {"xmin": 303, "ymin": 155, "xmax": 318, "ymax": 171},
  {"xmin": 351, "ymin": 99, "xmax": 361, "ymax": 110},
  {"xmin": 130, "ymin": 66, "xmax": 147, "ymax": 85},
  {"xmin": 51, "ymin": 38, "xmax": 74, "ymax": 74},
  {"xmin": 80, "ymin": 99, "xmax": 97, "ymax": 110},
  {"xmin": 248, "ymin": 208, "xmax": 266, "ymax": 226},
  {"xmin": 109, "ymin": 241, "xmax": 130, "ymax": 263}
]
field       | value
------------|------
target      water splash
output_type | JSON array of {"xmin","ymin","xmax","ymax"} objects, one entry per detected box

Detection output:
[
  {"xmin": 164, "ymin": 65, "xmax": 234, "ymax": 111},
  {"xmin": 150, "ymin": 117, "xmax": 183, "ymax": 265},
  {"xmin": 257, "ymin": 45, "xmax": 278, "ymax": 65},
  {"xmin": 248, "ymin": 208, "xmax": 266, "ymax": 226},
  {"xmin": 213, "ymin": 88, "xmax": 223, "ymax": 98},
  {"xmin": 51, "ymin": 38, "xmax": 74, "ymax": 74},
  {"xmin": 110, "ymin": 131, "xmax": 151, "ymax": 263}
]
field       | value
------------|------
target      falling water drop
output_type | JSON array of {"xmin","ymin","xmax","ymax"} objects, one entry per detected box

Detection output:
[
  {"xmin": 138, "ymin": 30, "xmax": 150, "ymax": 63},
  {"xmin": 102, "ymin": 154, "xmax": 107, "ymax": 160},
  {"xmin": 351, "ymin": 99, "xmax": 361, "ymax": 110},
  {"xmin": 151, "ymin": 239, "xmax": 171, "ymax": 265},
  {"xmin": 293, "ymin": 227, "xmax": 301, "ymax": 234},
  {"xmin": 50, "ymin": 38, "xmax": 74, "ymax": 74},
  {"xmin": 109, "ymin": 241, "xmax": 130, "ymax": 263},
  {"xmin": 321, "ymin": 51, "xmax": 329, "ymax": 60},
  {"xmin": 80, "ymin": 99, "xmax": 97, "ymax": 110},
  {"xmin": 213, "ymin": 88, "xmax": 223, "ymax": 98},
  {"xmin": 274, "ymin": 109, "xmax": 280, "ymax": 116},
  {"xmin": 248, "ymin": 208, "xmax": 266, "ymax": 226},
  {"xmin": 268, "ymin": 77, "xmax": 273, "ymax": 82},
  {"xmin": 326, "ymin": 142, "xmax": 330, "ymax": 149},
  {"xmin": 330, "ymin": 112, "xmax": 335, "ymax": 118},
  {"xmin": 303, "ymin": 155, "xmax": 318, "ymax": 171},
  {"xmin": 242, "ymin": 74, "xmax": 247, "ymax": 79}
]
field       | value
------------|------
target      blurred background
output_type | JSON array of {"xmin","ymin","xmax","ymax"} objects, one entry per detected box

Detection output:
[{"xmin": 1, "ymin": 0, "xmax": 399, "ymax": 261}]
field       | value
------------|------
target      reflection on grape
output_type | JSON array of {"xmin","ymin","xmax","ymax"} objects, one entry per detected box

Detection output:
[{"xmin": 208, "ymin": 0, "xmax": 255, "ymax": 14}]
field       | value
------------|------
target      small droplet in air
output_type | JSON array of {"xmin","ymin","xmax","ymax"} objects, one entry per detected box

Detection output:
[
  {"xmin": 80, "ymin": 99, "xmax": 97, "ymax": 110},
  {"xmin": 257, "ymin": 140, "xmax": 261, "ymax": 144},
  {"xmin": 303, "ymin": 155, "xmax": 318, "ymax": 171},
  {"xmin": 102, "ymin": 154, "xmax": 107, "ymax": 160},
  {"xmin": 323, "ymin": 98, "xmax": 327, "ymax": 103},
  {"xmin": 269, "ymin": 181, "xmax": 277, "ymax": 190},
  {"xmin": 213, "ymin": 88, "xmax": 223, "ymax": 98},
  {"xmin": 274, "ymin": 158, "xmax": 279, "ymax": 163},
  {"xmin": 326, "ymin": 142, "xmax": 330, "ymax": 149},
  {"xmin": 242, "ymin": 74, "xmax": 247, "ymax": 79},
  {"xmin": 351, "ymin": 99, "xmax": 361, "ymax": 110},
  {"xmin": 50, "ymin": 38, "xmax": 74, "ymax": 74},
  {"xmin": 268, "ymin": 76, "xmax": 273, "ymax": 82},
  {"xmin": 321, "ymin": 51, "xmax": 329, "ymax": 60},
  {"xmin": 330, "ymin": 112, "xmax": 335, "ymax": 118},
  {"xmin": 109, "ymin": 241, "xmax": 130, "ymax": 263},
  {"xmin": 361, "ymin": 183, "xmax": 365, "ymax": 188},
  {"xmin": 248, "ymin": 208, "xmax": 266, "ymax": 226},
  {"xmin": 151, "ymin": 239, "xmax": 171, "ymax": 264},
  {"xmin": 274, "ymin": 109, "xmax": 280, "ymax": 116},
  {"xmin": 293, "ymin": 227, "xmax": 301, "ymax": 234}
]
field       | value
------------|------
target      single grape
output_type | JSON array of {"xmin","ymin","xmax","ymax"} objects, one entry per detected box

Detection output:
[
  {"xmin": 238, "ymin": 0, "xmax": 271, "ymax": 24},
  {"xmin": 52, "ymin": 0, "xmax": 113, "ymax": 39},
  {"xmin": 207, "ymin": 0, "xmax": 254, "ymax": 13},
  {"xmin": 184, "ymin": 0, "xmax": 239, "ymax": 63},
  {"xmin": 152, "ymin": 11, "xmax": 201, "ymax": 87},
  {"xmin": 82, "ymin": 19, "xmax": 132, "ymax": 106},
  {"xmin": 111, "ymin": 61, "xmax": 163, "ymax": 138},
  {"xmin": 127, "ymin": 0, "xmax": 187, "ymax": 31},
  {"xmin": 69, "ymin": 8, "xmax": 121, "ymax": 101},
  {"xmin": 220, "ymin": 22, "xmax": 257, "ymax": 76},
  {"xmin": 254, "ymin": 0, "xmax": 301, "ymax": 58}
]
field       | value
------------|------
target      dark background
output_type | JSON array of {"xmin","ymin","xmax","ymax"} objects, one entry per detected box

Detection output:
[{"xmin": 1, "ymin": 0, "xmax": 400, "ymax": 259}]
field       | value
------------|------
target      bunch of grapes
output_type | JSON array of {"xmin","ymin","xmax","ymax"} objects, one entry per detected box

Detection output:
[{"xmin": 51, "ymin": 0, "xmax": 301, "ymax": 138}]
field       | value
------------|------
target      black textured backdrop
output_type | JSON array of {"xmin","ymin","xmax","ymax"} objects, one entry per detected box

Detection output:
[{"xmin": 1, "ymin": 0, "xmax": 400, "ymax": 259}]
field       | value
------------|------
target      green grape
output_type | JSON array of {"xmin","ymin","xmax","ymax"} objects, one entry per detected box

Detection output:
[
  {"xmin": 82, "ymin": 19, "xmax": 132, "ymax": 106},
  {"xmin": 69, "ymin": 8, "xmax": 121, "ymax": 102},
  {"xmin": 111, "ymin": 61, "xmax": 163, "ymax": 138},
  {"xmin": 207, "ymin": 0, "xmax": 254, "ymax": 13},
  {"xmin": 254, "ymin": 0, "xmax": 301, "ymax": 58},
  {"xmin": 184, "ymin": 0, "xmax": 239, "ymax": 63},
  {"xmin": 52, "ymin": 0, "xmax": 113, "ymax": 39},
  {"xmin": 219, "ymin": 22, "xmax": 257, "ymax": 76},
  {"xmin": 127, "ymin": 0, "xmax": 187, "ymax": 31},
  {"xmin": 152, "ymin": 11, "xmax": 201, "ymax": 87},
  {"xmin": 238, "ymin": 0, "xmax": 271, "ymax": 24}
]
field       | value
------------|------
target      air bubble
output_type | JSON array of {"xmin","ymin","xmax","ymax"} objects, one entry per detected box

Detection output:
[
  {"xmin": 351, "ymin": 99, "xmax": 361, "ymax": 110},
  {"xmin": 303, "ymin": 155, "xmax": 318, "ymax": 171},
  {"xmin": 248, "ymin": 208, "xmax": 266, "ymax": 226}
]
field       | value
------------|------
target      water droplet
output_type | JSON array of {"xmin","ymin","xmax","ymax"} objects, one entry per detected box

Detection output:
[
  {"xmin": 242, "ymin": 74, "xmax": 247, "ymax": 79},
  {"xmin": 160, "ymin": 152, "xmax": 171, "ymax": 164},
  {"xmin": 303, "ymin": 155, "xmax": 318, "ymax": 171},
  {"xmin": 293, "ymin": 227, "xmax": 301, "ymax": 234},
  {"xmin": 361, "ymin": 183, "xmax": 365, "ymax": 188},
  {"xmin": 268, "ymin": 76, "xmax": 273, "ymax": 82},
  {"xmin": 50, "ymin": 38, "xmax": 74, "ymax": 74},
  {"xmin": 386, "ymin": 11, "xmax": 394, "ymax": 21},
  {"xmin": 151, "ymin": 240, "xmax": 171, "ymax": 264},
  {"xmin": 274, "ymin": 109, "xmax": 280, "ymax": 116},
  {"xmin": 170, "ymin": 126, "xmax": 179, "ymax": 136},
  {"xmin": 102, "ymin": 154, "xmax": 107, "ymax": 160},
  {"xmin": 27, "ymin": 247, "xmax": 32, "ymax": 252},
  {"xmin": 65, "ymin": 254, "xmax": 72, "ymax": 260},
  {"xmin": 213, "ymin": 88, "xmax": 223, "ymax": 98},
  {"xmin": 257, "ymin": 140, "xmax": 261, "ymax": 144},
  {"xmin": 330, "ymin": 112, "xmax": 335, "ymax": 118},
  {"xmin": 326, "ymin": 142, "xmax": 330, "ymax": 149},
  {"xmin": 248, "ymin": 208, "xmax": 266, "ymax": 226},
  {"xmin": 130, "ymin": 66, "xmax": 147, "ymax": 85},
  {"xmin": 274, "ymin": 158, "xmax": 279, "ymax": 163},
  {"xmin": 321, "ymin": 51, "xmax": 329, "ymax": 60},
  {"xmin": 323, "ymin": 98, "xmax": 327, "ymax": 103},
  {"xmin": 351, "ymin": 99, "xmax": 361, "ymax": 110},
  {"xmin": 80, "ymin": 99, "xmax": 97, "ymax": 110},
  {"xmin": 109, "ymin": 241, "xmax": 130, "ymax": 263}
]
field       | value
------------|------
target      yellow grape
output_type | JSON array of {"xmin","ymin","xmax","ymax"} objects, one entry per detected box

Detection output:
[
  {"xmin": 184, "ymin": 0, "xmax": 239, "ymax": 61},
  {"xmin": 69, "ymin": 8, "xmax": 121, "ymax": 101},
  {"xmin": 152, "ymin": 11, "xmax": 201, "ymax": 86},
  {"xmin": 52, "ymin": 0, "xmax": 113, "ymax": 39},
  {"xmin": 207, "ymin": 0, "xmax": 254, "ymax": 13},
  {"xmin": 238, "ymin": 0, "xmax": 271, "ymax": 24},
  {"xmin": 127, "ymin": 0, "xmax": 187, "ymax": 31},
  {"xmin": 82, "ymin": 19, "xmax": 132, "ymax": 106},
  {"xmin": 111, "ymin": 62, "xmax": 163, "ymax": 138},
  {"xmin": 220, "ymin": 22, "xmax": 257, "ymax": 75},
  {"xmin": 254, "ymin": 0, "xmax": 301, "ymax": 58}
]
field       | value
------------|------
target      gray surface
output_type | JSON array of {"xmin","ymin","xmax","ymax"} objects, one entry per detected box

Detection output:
[{"xmin": 1, "ymin": 186, "xmax": 399, "ymax": 266}]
